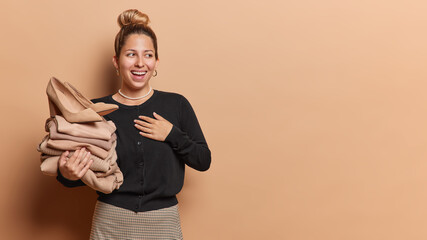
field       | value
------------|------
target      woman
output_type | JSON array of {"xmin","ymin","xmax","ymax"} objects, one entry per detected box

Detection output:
[{"xmin": 56, "ymin": 9, "xmax": 211, "ymax": 239}]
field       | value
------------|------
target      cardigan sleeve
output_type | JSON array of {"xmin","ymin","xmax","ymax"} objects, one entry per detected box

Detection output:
[
  {"xmin": 56, "ymin": 168, "xmax": 86, "ymax": 187},
  {"xmin": 164, "ymin": 95, "xmax": 211, "ymax": 171}
]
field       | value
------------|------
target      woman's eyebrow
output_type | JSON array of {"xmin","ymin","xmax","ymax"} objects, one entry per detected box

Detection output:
[{"xmin": 125, "ymin": 49, "xmax": 154, "ymax": 52}]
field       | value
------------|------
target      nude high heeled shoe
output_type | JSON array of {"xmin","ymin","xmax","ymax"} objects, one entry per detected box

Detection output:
[
  {"xmin": 64, "ymin": 82, "xmax": 119, "ymax": 116},
  {"xmin": 46, "ymin": 77, "xmax": 103, "ymax": 123}
]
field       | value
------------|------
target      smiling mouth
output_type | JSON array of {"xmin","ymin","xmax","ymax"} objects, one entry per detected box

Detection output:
[{"xmin": 131, "ymin": 71, "xmax": 147, "ymax": 76}]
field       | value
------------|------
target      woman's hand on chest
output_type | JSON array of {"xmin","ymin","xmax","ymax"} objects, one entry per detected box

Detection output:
[{"xmin": 134, "ymin": 112, "xmax": 173, "ymax": 141}]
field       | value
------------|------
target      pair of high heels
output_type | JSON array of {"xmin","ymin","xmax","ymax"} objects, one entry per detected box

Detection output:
[{"xmin": 46, "ymin": 77, "xmax": 118, "ymax": 123}]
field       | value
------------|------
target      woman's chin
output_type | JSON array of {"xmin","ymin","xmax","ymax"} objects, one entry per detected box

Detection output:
[{"xmin": 124, "ymin": 80, "xmax": 150, "ymax": 91}]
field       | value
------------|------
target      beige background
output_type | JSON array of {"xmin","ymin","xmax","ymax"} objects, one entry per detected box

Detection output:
[{"xmin": 1, "ymin": 0, "xmax": 427, "ymax": 239}]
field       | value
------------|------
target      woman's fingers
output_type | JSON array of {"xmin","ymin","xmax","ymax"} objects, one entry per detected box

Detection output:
[
  {"xmin": 78, "ymin": 159, "xmax": 93, "ymax": 178},
  {"xmin": 138, "ymin": 115, "xmax": 155, "ymax": 123},
  {"xmin": 134, "ymin": 114, "xmax": 173, "ymax": 142},
  {"xmin": 66, "ymin": 149, "xmax": 80, "ymax": 166},
  {"xmin": 153, "ymin": 112, "xmax": 165, "ymax": 120},
  {"xmin": 75, "ymin": 148, "xmax": 87, "ymax": 165},
  {"xmin": 134, "ymin": 123, "xmax": 152, "ymax": 133},
  {"xmin": 139, "ymin": 131, "xmax": 153, "ymax": 138},
  {"xmin": 68, "ymin": 147, "xmax": 87, "ymax": 168},
  {"xmin": 78, "ymin": 151, "xmax": 91, "ymax": 169},
  {"xmin": 134, "ymin": 119, "xmax": 151, "ymax": 127},
  {"xmin": 58, "ymin": 150, "xmax": 69, "ymax": 168},
  {"xmin": 62, "ymin": 148, "xmax": 93, "ymax": 179},
  {"xmin": 134, "ymin": 118, "xmax": 154, "ymax": 134}
]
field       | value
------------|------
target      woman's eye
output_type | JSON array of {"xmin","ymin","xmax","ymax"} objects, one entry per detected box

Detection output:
[
  {"xmin": 145, "ymin": 54, "xmax": 153, "ymax": 58},
  {"xmin": 127, "ymin": 53, "xmax": 135, "ymax": 57}
]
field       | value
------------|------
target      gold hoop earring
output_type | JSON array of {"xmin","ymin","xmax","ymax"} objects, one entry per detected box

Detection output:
[{"xmin": 153, "ymin": 70, "xmax": 157, "ymax": 77}]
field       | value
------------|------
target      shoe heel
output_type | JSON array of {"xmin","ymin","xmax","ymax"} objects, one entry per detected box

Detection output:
[
  {"xmin": 46, "ymin": 77, "xmax": 103, "ymax": 123},
  {"xmin": 48, "ymin": 99, "xmax": 61, "ymax": 117}
]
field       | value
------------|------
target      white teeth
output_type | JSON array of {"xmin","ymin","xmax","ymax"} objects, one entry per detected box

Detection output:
[{"xmin": 131, "ymin": 71, "xmax": 147, "ymax": 76}]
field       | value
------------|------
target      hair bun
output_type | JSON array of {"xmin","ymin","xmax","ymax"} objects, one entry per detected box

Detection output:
[{"xmin": 117, "ymin": 9, "xmax": 150, "ymax": 28}]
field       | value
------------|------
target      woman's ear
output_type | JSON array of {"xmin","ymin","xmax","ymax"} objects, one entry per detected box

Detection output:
[
  {"xmin": 112, "ymin": 56, "xmax": 119, "ymax": 69},
  {"xmin": 155, "ymin": 58, "xmax": 159, "ymax": 69}
]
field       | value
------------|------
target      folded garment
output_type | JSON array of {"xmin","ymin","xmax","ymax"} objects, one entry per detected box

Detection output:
[
  {"xmin": 80, "ymin": 161, "xmax": 124, "ymax": 194},
  {"xmin": 38, "ymin": 135, "xmax": 117, "ymax": 173},
  {"xmin": 40, "ymin": 156, "xmax": 61, "ymax": 176},
  {"xmin": 46, "ymin": 138, "xmax": 109, "ymax": 159},
  {"xmin": 46, "ymin": 118, "xmax": 117, "ymax": 151},
  {"xmin": 38, "ymin": 145, "xmax": 122, "ymax": 193},
  {"xmin": 40, "ymin": 150, "xmax": 117, "ymax": 174},
  {"xmin": 54, "ymin": 115, "xmax": 116, "ymax": 140},
  {"xmin": 42, "ymin": 157, "xmax": 123, "ymax": 194}
]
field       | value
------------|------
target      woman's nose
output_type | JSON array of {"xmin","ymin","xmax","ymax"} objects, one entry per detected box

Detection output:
[{"xmin": 135, "ymin": 57, "xmax": 144, "ymax": 67}]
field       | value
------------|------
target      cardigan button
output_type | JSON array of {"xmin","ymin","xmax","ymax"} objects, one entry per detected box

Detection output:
[{"xmin": 137, "ymin": 141, "xmax": 142, "ymax": 146}]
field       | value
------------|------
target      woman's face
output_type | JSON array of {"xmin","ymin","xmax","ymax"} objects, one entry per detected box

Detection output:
[{"xmin": 113, "ymin": 33, "xmax": 158, "ymax": 92}]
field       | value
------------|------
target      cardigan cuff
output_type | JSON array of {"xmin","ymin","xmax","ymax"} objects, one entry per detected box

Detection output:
[
  {"xmin": 56, "ymin": 168, "xmax": 85, "ymax": 187},
  {"xmin": 164, "ymin": 125, "xmax": 187, "ymax": 149}
]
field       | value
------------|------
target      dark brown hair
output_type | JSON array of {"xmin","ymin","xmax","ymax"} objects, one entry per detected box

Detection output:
[{"xmin": 114, "ymin": 9, "xmax": 158, "ymax": 60}]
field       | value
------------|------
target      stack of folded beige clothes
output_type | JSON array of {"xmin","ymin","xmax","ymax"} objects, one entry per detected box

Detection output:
[{"xmin": 37, "ymin": 76, "xmax": 123, "ymax": 194}]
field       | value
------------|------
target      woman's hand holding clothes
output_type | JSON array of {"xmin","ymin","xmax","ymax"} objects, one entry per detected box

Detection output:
[
  {"xmin": 58, "ymin": 148, "xmax": 93, "ymax": 181},
  {"xmin": 134, "ymin": 112, "xmax": 173, "ymax": 141}
]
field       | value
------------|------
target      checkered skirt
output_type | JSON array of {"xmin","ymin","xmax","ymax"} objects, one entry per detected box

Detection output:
[{"xmin": 90, "ymin": 200, "xmax": 183, "ymax": 240}]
